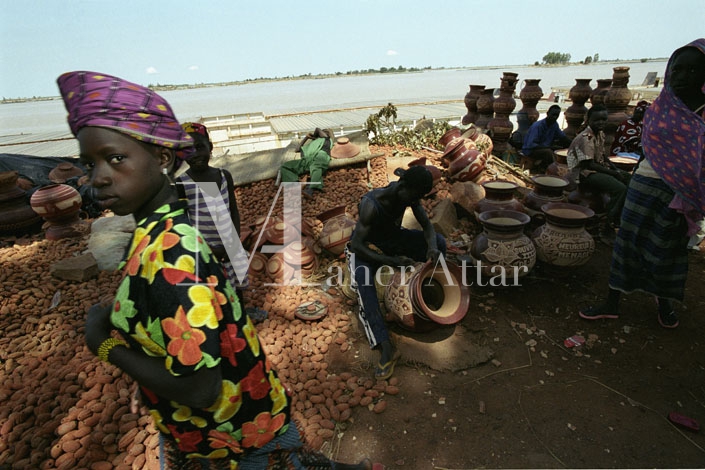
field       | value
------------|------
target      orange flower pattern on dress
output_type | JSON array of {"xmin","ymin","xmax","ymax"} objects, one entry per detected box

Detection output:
[
  {"xmin": 208, "ymin": 429, "xmax": 243, "ymax": 454},
  {"xmin": 241, "ymin": 412, "xmax": 286, "ymax": 448},
  {"xmin": 162, "ymin": 306, "xmax": 206, "ymax": 366},
  {"xmin": 110, "ymin": 202, "xmax": 290, "ymax": 465}
]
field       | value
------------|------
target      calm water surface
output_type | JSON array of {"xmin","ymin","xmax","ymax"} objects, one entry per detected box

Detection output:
[{"xmin": 1, "ymin": 61, "xmax": 667, "ymax": 136}]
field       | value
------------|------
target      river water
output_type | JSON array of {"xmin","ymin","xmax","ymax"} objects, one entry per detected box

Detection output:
[{"xmin": 1, "ymin": 60, "xmax": 666, "ymax": 136}]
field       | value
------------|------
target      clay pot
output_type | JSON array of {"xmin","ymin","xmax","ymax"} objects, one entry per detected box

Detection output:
[
  {"xmin": 523, "ymin": 175, "xmax": 569, "ymax": 217},
  {"xmin": 48, "ymin": 162, "xmax": 84, "ymax": 184},
  {"xmin": 546, "ymin": 149, "xmax": 572, "ymax": 183},
  {"xmin": 439, "ymin": 127, "xmax": 462, "ymax": 148},
  {"xmin": 531, "ymin": 203, "xmax": 595, "ymax": 267},
  {"xmin": 448, "ymin": 148, "xmax": 486, "ymax": 183},
  {"xmin": 264, "ymin": 221, "xmax": 295, "ymax": 245},
  {"xmin": 590, "ymin": 78, "xmax": 612, "ymax": 106},
  {"xmin": 488, "ymin": 86, "xmax": 517, "ymax": 156},
  {"xmin": 30, "ymin": 184, "xmax": 85, "ymax": 240},
  {"xmin": 462, "ymin": 85, "xmax": 485, "ymax": 125},
  {"xmin": 330, "ymin": 137, "xmax": 361, "ymax": 159},
  {"xmin": 475, "ymin": 88, "xmax": 495, "ymax": 129},
  {"xmin": 249, "ymin": 252, "xmax": 268, "ymax": 274},
  {"xmin": 267, "ymin": 252, "xmax": 294, "ymax": 282},
  {"xmin": 518, "ymin": 79, "xmax": 543, "ymax": 125},
  {"xmin": 441, "ymin": 138, "xmax": 468, "ymax": 168},
  {"xmin": 473, "ymin": 180, "xmax": 525, "ymax": 220},
  {"xmin": 282, "ymin": 239, "xmax": 318, "ymax": 270},
  {"xmin": 0, "ymin": 171, "xmax": 42, "ymax": 235},
  {"xmin": 564, "ymin": 79, "xmax": 593, "ymax": 139},
  {"xmin": 500, "ymin": 72, "xmax": 519, "ymax": 92},
  {"xmin": 470, "ymin": 210, "xmax": 536, "ymax": 278},
  {"xmin": 383, "ymin": 260, "xmax": 470, "ymax": 332},
  {"xmin": 316, "ymin": 206, "xmax": 356, "ymax": 258},
  {"xmin": 604, "ymin": 67, "xmax": 632, "ymax": 150},
  {"xmin": 569, "ymin": 79, "xmax": 593, "ymax": 106},
  {"xmin": 473, "ymin": 133, "xmax": 494, "ymax": 158}
]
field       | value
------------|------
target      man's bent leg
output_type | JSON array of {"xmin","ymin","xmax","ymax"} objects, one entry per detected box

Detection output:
[{"xmin": 346, "ymin": 248, "xmax": 389, "ymax": 348}]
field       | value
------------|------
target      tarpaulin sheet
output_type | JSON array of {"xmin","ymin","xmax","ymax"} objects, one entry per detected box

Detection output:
[
  {"xmin": 0, "ymin": 154, "xmax": 84, "ymax": 188},
  {"xmin": 209, "ymin": 130, "xmax": 383, "ymax": 187}
]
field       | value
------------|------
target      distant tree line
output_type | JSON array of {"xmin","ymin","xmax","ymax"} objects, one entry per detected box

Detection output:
[{"xmin": 541, "ymin": 52, "xmax": 572, "ymax": 65}]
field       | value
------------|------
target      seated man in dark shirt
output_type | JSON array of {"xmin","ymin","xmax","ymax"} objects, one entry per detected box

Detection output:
[
  {"xmin": 346, "ymin": 166, "xmax": 445, "ymax": 380},
  {"xmin": 521, "ymin": 105, "xmax": 573, "ymax": 171}
]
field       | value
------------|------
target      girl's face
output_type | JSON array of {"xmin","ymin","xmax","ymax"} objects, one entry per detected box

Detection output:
[
  {"xmin": 78, "ymin": 127, "xmax": 172, "ymax": 221},
  {"xmin": 186, "ymin": 133, "xmax": 212, "ymax": 171}
]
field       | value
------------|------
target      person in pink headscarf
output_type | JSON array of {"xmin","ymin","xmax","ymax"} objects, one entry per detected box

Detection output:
[
  {"xmin": 579, "ymin": 39, "xmax": 705, "ymax": 329},
  {"xmin": 59, "ymin": 71, "xmax": 376, "ymax": 469}
]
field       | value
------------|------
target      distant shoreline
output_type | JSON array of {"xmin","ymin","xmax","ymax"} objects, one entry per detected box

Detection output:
[{"xmin": 1, "ymin": 58, "xmax": 667, "ymax": 105}]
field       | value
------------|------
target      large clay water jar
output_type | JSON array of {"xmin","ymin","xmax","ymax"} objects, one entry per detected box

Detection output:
[
  {"xmin": 532, "ymin": 203, "xmax": 595, "ymax": 267},
  {"xmin": 448, "ymin": 148, "xmax": 486, "ymax": 183},
  {"xmin": 473, "ymin": 180, "xmax": 525, "ymax": 220},
  {"xmin": 316, "ymin": 205, "xmax": 356, "ymax": 258},
  {"xmin": 0, "ymin": 171, "xmax": 42, "ymax": 235},
  {"xmin": 383, "ymin": 260, "xmax": 470, "ymax": 332},
  {"xmin": 462, "ymin": 85, "xmax": 485, "ymax": 125},
  {"xmin": 564, "ymin": 78, "xmax": 593, "ymax": 139},
  {"xmin": 523, "ymin": 175, "xmax": 568, "ymax": 217},
  {"xmin": 590, "ymin": 78, "xmax": 612, "ymax": 106},
  {"xmin": 517, "ymin": 79, "xmax": 543, "ymax": 134},
  {"xmin": 547, "ymin": 148, "xmax": 572, "ymax": 183},
  {"xmin": 29, "ymin": 183, "xmax": 85, "ymax": 240},
  {"xmin": 604, "ymin": 67, "xmax": 632, "ymax": 150},
  {"xmin": 475, "ymin": 88, "xmax": 495, "ymax": 129},
  {"xmin": 470, "ymin": 210, "xmax": 536, "ymax": 278}
]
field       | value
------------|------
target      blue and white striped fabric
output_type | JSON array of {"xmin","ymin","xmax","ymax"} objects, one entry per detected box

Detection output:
[{"xmin": 178, "ymin": 171, "xmax": 249, "ymax": 288}]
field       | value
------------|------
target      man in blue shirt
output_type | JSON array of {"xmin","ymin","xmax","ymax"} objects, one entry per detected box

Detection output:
[{"xmin": 521, "ymin": 105, "xmax": 573, "ymax": 172}]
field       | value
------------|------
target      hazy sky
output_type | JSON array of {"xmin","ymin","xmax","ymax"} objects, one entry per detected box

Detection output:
[{"xmin": 1, "ymin": 0, "xmax": 703, "ymax": 98}]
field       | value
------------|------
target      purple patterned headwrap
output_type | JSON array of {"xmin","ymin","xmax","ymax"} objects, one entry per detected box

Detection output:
[
  {"xmin": 642, "ymin": 39, "xmax": 705, "ymax": 232},
  {"xmin": 56, "ymin": 71, "xmax": 193, "ymax": 155}
]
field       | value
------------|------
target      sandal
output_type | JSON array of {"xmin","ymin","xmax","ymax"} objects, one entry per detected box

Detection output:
[
  {"xmin": 658, "ymin": 310, "xmax": 679, "ymax": 329},
  {"xmin": 654, "ymin": 297, "xmax": 679, "ymax": 329},
  {"xmin": 375, "ymin": 351, "xmax": 401, "ymax": 380},
  {"xmin": 579, "ymin": 305, "xmax": 619, "ymax": 320}
]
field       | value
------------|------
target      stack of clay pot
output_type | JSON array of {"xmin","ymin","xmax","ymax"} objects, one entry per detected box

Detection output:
[{"xmin": 246, "ymin": 216, "xmax": 320, "ymax": 283}]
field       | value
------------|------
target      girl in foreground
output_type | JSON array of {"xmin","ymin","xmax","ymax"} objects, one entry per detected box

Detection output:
[{"xmin": 58, "ymin": 71, "xmax": 375, "ymax": 469}]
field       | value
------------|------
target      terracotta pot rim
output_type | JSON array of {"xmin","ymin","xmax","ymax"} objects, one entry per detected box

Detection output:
[
  {"xmin": 479, "ymin": 209, "xmax": 530, "ymax": 231},
  {"xmin": 316, "ymin": 205, "xmax": 347, "ymax": 223},
  {"xmin": 541, "ymin": 202, "xmax": 595, "ymax": 226},
  {"xmin": 412, "ymin": 261, "xmax": 469, "ymax": 325}
]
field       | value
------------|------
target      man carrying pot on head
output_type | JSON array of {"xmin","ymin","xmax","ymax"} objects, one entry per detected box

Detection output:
[{"xmin": 345, "ymin": 166, "xmax": 445, "ymax": 380}]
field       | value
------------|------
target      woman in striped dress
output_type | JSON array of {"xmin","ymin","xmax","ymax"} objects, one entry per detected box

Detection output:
[
  {"xmin": 579, "ymin": 39, "xmax": 705, "ymax": 328},
  {"xmin": 177, "ymin": 123, "xmax": 249, "ymax": 296}
]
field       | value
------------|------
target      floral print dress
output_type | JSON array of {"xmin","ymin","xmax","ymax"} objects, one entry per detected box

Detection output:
[{"xmin": 111, "ymin": 201, "xmax": 291, "ymax": 465}]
